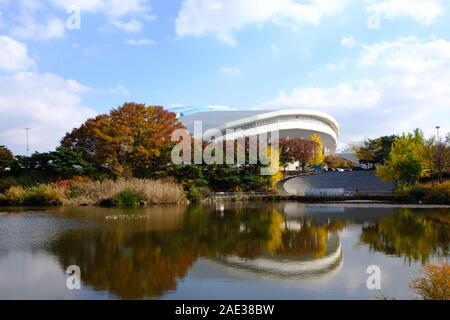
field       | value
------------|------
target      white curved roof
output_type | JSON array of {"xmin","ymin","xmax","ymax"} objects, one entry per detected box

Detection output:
[
  {"xmin": 180, "ymin": 109, "xmax": 339, "ymax": 152},
  {"xmin": 222, "ymin": 109, "xmax": 340, "ymax": 138},
  {"xmin": 181, "ymin": 109, "xmax": 339, "ymax": 136}
]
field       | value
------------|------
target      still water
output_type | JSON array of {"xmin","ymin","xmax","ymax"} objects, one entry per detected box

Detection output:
[{"xmin": 0, "ymin": 202, "xmax": 448, "ymax": 300}]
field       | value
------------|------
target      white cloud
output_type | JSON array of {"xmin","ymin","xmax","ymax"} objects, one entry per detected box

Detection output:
[
  {"xmin": 109, "ymin": 84, "xmax": 130, "ymax": 97},
  {"xmin": 49, "ymin": 0, "xmax": 156, "ymax": 32},
  {"xmin": 125, "ymin": 38, "xmax": 155, "ymax": 46},
  {"xmin": 260, "ymin": 80, "xmax": 381, "ymax": 111},
  {"xmin": 358, "ymin": 36, "xmax": 450, "ymax": 73},
  {"xmin": 366, "ymin": 0, "xmax": 445, "ymax": 25},
  {"xmin": 176, "ymin": 0, "xmax": 349, "ymax": 45},
  {"xmin": 220, "ymin": 66, "xmax": 240, "ymax": 75},
  {"xmin": 48, "ymin": 0, "xmax": 150, "ymax": 17},
  {"xmin": 0, "ymin": 34, "xmax": 95, "ymax": 154},
  {"xmin": 0, "ymin": 35, "xmax": 35, "ymax": 71},
  {"xmin": 10, "ymin": 16, "xmax": 65, "ymax": 40},
  {"xmin": 2, "ymin": 0, "xmax": 155, "ymax": 39},
  {"xmin": 110, "ymin": 18, "xmax": 143, "ymax": 33},
  {"xmin": 0, "ymin": 72, "xmax": 96, "ymax": 154},
  {"xmin": 271, "ymin": 43, "xmax": 281, "ymax": 53},
  {"xmin": 260, "ymin": 37, "xmax": 450, "ymax": 143},
  {"xmin": 319, "ymin": 61, "xmax": 347, "ymax": 72},
  {"xmin": 341, "ymin": 36, "xmax": 356, "ymax": 48}
]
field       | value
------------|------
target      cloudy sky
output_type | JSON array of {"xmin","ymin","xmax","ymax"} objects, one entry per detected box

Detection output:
[{"xmin": 1, "ymin": 0, "xmax": 449, "ymax": 154}]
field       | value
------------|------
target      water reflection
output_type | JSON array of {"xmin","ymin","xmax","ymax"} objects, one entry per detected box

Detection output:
[
  {"xmin": 216, "ymin": 234, "xmax": 343, "ymax": 278},
  {"xmin": 359, "ymin": 208, "xmax": 450, "ymax": 264},
  {"xmin": 0, "ymin": 203, "xmax": 448, "ymax": 299},
  {"xmin": 47, "ymin": 204, "xmax": 349, "ymax": 298}
]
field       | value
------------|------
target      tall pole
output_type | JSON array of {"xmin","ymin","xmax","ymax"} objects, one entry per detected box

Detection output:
[
  {"xmin": 25, "ymin": 128, "xmax": 30, "ymax": 156},
  {"xmin": 435, "ymin": 126, "xmax": 440, "ymax": 142}
]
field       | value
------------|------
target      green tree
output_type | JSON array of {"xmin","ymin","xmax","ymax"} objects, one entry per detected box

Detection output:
[
  {"xmin": 353, "ymin": 135, "xmax": 397, "ymax": 169},
  {"xmin": 9, "ymin": 147, "xmax": 94, "ymax": 179},
  {"xmin": 376, "ymin": 129, "xmax": 428, "ymax": 186},
  {"xmin": 49, "ymin": 147, "xmax": 95, "ymax": 178}
]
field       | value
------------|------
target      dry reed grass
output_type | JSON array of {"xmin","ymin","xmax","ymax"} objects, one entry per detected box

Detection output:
[{"xmin": 65, "ymin": 178, "xmax": 187, "ymax": 206}]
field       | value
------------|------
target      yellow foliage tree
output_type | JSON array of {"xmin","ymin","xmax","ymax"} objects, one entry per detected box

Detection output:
[
  {"xmin": 310, "ymin": 134, "xmax": 325, "ymax": 166},
  {"xmin": 376, "ymin": 129, "xmax": 428, "ymax": 186}
]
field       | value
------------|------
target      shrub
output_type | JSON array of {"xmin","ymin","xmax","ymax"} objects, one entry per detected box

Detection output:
[
  {"xmin": 23, "ymin": 184, "xmax": 65, "ymax": 206},
  {"xmin": 113, "ymin": 188, "xmax": 141, "ymax": 207},
  {"xmin": 4, "ymin": 186, "xmax": 26, "ymax": 204},
  {"xmin": 426, "ymin": 182, "xmax": 450, "ymax": 204},
  {"xmin": 411, "ymin": 263, "xmax": 450, "ymax": 300},
  {"xmin": 0, "ymin": 193, "xmax": 7, "ymax": 205},
  {"xmin": 187, "ymin": 186, "xmax": 202, "ymax": 202},
  {"xmin": 0, "ymin": 176, "xmax": 34, "ymax": 192},
  {"xmin": 65, "ymin": 185, "xmax": 85, "ymax": 199},
  {"xmin": 1, "ymin": 184, "xmax": 64, "ymax": 206},
  {"xmin": 395, "ymin": 182, "xmax": 450, "ymax": 204}
]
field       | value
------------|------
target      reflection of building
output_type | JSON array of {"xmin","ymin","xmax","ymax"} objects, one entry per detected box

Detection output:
[
  {"xmin": 214, "ymin": 233, "xmax": 343, "ymax": 278},
  {"xmin": 180, "ymin": 109, "xmax": 339, "ymax": 154}
]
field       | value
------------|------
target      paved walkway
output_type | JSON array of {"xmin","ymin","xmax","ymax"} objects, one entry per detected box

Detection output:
[{"xmin": 283, "ymin": 171, "xmax": 394, "ymax": 195}]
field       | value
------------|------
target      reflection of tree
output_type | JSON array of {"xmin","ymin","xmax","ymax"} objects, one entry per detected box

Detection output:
[
  {"xmin": 276, "ymin": 220, "xmax": 348, "ymax": 258},
  {"xmin": 49, "ymin": 205, "xmax": 348, "ymax": 299},
  {"xmin": 51, "ymin": 230, "xmax": 197, "ymax": 299},
  {"xmin": 267, "ymin": 213, "xmax": 284, "ymax": 253},
  {"xmin": 279, "ymin": 224, "xmax": 328, "ymax": 258},
  {"xmin": 360, "ymin": 209, "xmax": 450, "ymax": 264}
]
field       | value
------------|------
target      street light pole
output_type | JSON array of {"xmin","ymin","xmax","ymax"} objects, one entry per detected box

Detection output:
[{"xmin": 25, "ymin": 128, "xmax": 30, "ymax": 156}]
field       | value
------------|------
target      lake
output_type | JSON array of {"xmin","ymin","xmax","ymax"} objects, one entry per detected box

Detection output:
[{"xmin": 0, "ymin": 202, "xmax": 448, "ymax": 300}]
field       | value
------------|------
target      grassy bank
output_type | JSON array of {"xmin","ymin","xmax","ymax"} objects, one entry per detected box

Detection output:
[
  {"xmin": 0, "ymin": 178, "xmax": 187, "ymax": 207},
  {"xmin": 395, "ymin": 182, "xmax": 450, "ymax": 205}
]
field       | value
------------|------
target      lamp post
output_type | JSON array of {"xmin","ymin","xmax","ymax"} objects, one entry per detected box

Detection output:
[
  {"xmin": 25, "ymin": 128, "xmax": 30, "ymax": 156},
  {"xmin": 435, "ymin": 126, "xmax": 441, "ymax": 142}
]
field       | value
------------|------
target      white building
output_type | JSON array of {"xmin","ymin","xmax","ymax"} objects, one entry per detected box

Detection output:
[{"xmin": 180, "ymin": 109, "xmax": 339, "ymax": 154}]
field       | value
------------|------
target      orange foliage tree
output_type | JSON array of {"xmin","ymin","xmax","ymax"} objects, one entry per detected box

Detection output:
[
  {"xmin": 279, "ymin": 138, "xmax": 318, "ymax": 170},
  {"xmin": 61, "ymin": 103, "xmax": 185, "ymax": 178}
]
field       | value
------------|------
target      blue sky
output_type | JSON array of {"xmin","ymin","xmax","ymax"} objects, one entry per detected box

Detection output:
[{"xmin": 1, "ymin": 0, "xmax": 450, "ymax": 154}]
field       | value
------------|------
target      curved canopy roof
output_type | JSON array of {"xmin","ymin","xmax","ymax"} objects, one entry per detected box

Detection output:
[{"xmin": 180, "ymin": 109, "xmax": 339, "ymax": 138}]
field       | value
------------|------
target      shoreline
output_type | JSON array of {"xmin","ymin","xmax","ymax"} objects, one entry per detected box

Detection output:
[{"xmin": 1, "ymin": 200, "xmax": 450, "ymax": 210}]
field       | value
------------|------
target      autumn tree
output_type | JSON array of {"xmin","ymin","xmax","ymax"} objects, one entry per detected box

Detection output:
[
  {"xmin": 423, "ymin": 138, "xmax": 437, "ymax": 186},
  {"xmin": 0, "ymin": 145, "xmax": 14, "ymax": 173},
  {"xmin": 309, "ymin": 134, "xmax": 325, "ymax": 166},
  {"xmin": 433, "ymin": 139, "xmax": 449, "ymax": 184},
  {"xmin": 279, "ymin": 138, "xmax": 317, "ymax": 170},
  {"xmin": 61, "ymin": 103, "xmax": 185, "ymax": 178},
  {"xmin": 376, "ymin": 129, "xmax": 428, "ymax": 186}
]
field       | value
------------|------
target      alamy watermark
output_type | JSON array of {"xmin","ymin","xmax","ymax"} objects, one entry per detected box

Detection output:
[
  {"xmin": 366, "ymin": 265, "xmax": 381, "ymax": 290},
  {"xmin": 170, "ymin": 121, "xmax": 280, "ymax": 176},
  {"xmin": 66, "ymin": 5, "xmax": 81, "ymax": 30},
  {"xmin": 66, "ymin": 265, "xmax": 81, "ymax": 290}
]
